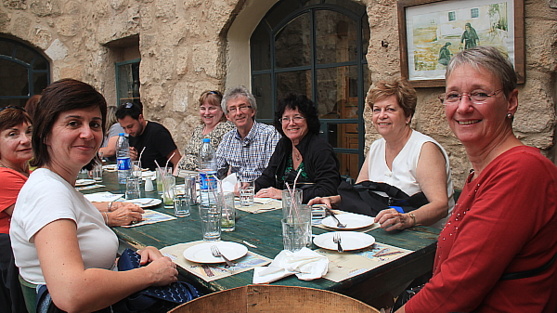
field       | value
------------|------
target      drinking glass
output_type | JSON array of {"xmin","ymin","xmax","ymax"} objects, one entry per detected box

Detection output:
[
  {"xmin": 173, "ymin": 185, "xmax": 190, "ymax": 217},
  {"xmin": 131, "ymin": 160, "xmax": 142, "ymax": 178},
  {"xmin": 92, "ymin": 164, "xmax": 103, "ymax": 182},
  {"xmin": 281, "ymin": 218, "xmax": 311, "ymax": 252},
  {"xmin": 240, "ymin": 180, "xmax": 255, "ymax": 206},
  {"xmin": 220, "ymin": 192, "xmax": 236, "ymax": 232},
  {"xmin": 199, "ymin": 204, "xmax": 222, "ymax": 241},
  {"xmin": 161, "ymin": 174, "xmax": 176, "ymax": 208},
  {"xmin": 156, "ymin": 167, "xmax": 172, "ymax": 195},
  {"xmin": 125, "ymin": 177, "xmax": 141, "ymax": 200},
  {"xmin": 282, "ymin": 189, "xmax": 303, "ymax": 219}
]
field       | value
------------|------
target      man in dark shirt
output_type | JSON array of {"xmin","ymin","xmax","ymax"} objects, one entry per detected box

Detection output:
[{"xmin": 116, "ymin": 102, "xmax": 181, "ymax": 171}]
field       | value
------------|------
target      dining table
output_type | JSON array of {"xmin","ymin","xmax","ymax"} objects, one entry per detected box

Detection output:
[{"xmin": 82, "ymin": 169, "xmax": 440, "ymax": 308}]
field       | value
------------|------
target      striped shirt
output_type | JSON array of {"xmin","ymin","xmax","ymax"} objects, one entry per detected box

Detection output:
[{"xmin": 216, "ymin": 121, "xmax": 281, "ymax": 182}]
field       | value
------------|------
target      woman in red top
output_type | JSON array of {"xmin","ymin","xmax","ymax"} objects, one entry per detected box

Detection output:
[
  {"xmin": 398, "ymin": 47, "xmax": 557, "ymax": 312},
  {"xmin": 0, "ymin": 106, "xmax": 32, "ymax": 313}
]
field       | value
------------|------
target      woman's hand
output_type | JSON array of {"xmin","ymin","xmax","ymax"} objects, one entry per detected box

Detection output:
[
  {"xmin": 108, "ymin": 202, "xmax": 144, "ymax": 226},
  {"xmin": 140, "ymin": 247, "xmax": 178, "ymax": 286},
  {"xmin": 255, "ymin": 187, "xmax": 282, "ymax": 199},
  {"xmin": 375, "ymin": 208, "xmax": 415, "ymax": 231},
  {"xmin": 308, "ymin": 195, "xmax": 340, "ymax": 209},
  {"xmin": 137, "ymin": 246, "xmax": 165, "ymax": 265}
]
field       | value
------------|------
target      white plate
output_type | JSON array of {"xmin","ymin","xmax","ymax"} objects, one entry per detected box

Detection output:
[
  {"xmin": 75, "ymin": 179, "xmax": 96, "ymax": 187},
  {"xmin": 313, "ymin": 231, "xmax": 375, "ymax": 251},
  {"xmin": 183, "ymin": 241, "xmax": 248, "ymax": 264},
  {"xmin": 124, "ymin": 198, "xmax": 162, "ymax": 208},
  {"xmin": 102, "ymin": 164, "xmax": 117, "ymax": 171},
  {"xmin": 321, "ymin": 213, "xmax": 375, "ymax": 230}
]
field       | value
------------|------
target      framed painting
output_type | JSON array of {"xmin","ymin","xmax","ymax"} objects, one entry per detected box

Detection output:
[{"xmin": 398, "ymin": 0, "xmax": 524, "ymax": 88}]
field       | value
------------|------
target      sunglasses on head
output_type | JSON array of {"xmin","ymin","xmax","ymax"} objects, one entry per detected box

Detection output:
[
  {"xmin": 0, "ymin": 105, "xmax": 26, "ymax": 113},
  {"xmin": 119, "ymin": 102, "xmax": 135, "ymax": 109},
  {"xmin": 207, "ymin": 91, "xmax": 222, "ymax": 96}
]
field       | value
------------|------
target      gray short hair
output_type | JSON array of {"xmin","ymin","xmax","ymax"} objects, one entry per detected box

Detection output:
[
  {"xmin": 221, "ymin": 86, "xmax": 257, "ymax": 114},
  {"xmin": 446, "ymin": 46, "xmax": 517, "ymax": 96}
]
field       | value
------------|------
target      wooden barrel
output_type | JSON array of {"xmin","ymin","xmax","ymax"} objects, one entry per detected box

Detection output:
[{"xmin": 169, "ymin": 284, "xmax": 380, "ymax": 313}]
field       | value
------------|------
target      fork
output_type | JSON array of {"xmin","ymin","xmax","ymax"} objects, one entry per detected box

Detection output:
[
  {"xmin": 333, "ymin": 233, "xmax": 343, "ymax": 253},
  {"xmin": 325, "ymin": 207, "xmax": 346, "ymax": 228},
  {"xmin": 211, "ymin": 245, "xmax": 235, "ymax": 267}
]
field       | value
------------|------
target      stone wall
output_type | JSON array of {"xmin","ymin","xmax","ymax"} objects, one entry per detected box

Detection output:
[{"xmin": 1, "ymin": 0, "xmax": 556, "ymax": 187}]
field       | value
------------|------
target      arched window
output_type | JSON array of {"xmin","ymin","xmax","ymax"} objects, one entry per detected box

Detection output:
[
  {"xmin": 0, "ymin": 37, "xmax": 50, "ymax": 108},
  {"xmin": 251, "ymin": 0, "xmax": 369, "ymax": 179}
]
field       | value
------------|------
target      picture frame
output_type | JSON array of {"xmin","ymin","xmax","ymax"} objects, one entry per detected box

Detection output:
[{"xmin": 398, "ymin": 0, "xmax": 524, "ymax": 88}]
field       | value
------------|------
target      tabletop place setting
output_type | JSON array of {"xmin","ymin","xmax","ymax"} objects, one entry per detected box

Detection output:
[{"xmin": 78, "ymin": 165, "xmax": 429, "ymax": 298}]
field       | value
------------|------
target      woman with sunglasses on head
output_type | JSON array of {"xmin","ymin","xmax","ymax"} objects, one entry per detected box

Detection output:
[
  {"xmin": 0, "ymin": 106, "xmax": 32, "ymax": 313},
  {"xmin": 174, "ymin": 90, "xmax": 234, "ymax": 175},
  {"xmin": 397, "ymin": 47, "xmax": 557, "ymax": 313},
  {"xmin": 255, "ymin": 94, "xmax": 341, "ymax": 203},
  {"xmin": 10, "ymin": 79, "xmax": 178, "ymax": 313}
]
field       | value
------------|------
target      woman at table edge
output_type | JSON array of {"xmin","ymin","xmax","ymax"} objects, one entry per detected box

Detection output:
[
  {"xmin": 174, "ymin": 90, "xmax": 234, "ymax": 175},
  {"xmin": 398, "ymin": 46, "xmax": 556, "ymax": 312},
  {"xmin": 254, "ymin": 93, "xmax": 341, "ymax": 203},
  {"xmin": 0, "ymin": 106, "xmax": 32, "ymax": 313},
  {"xmin": 309, "ymin": 79, "xmax": 454, "ymax": 230},
  {"xmin": 10, "ymin": 79, "xmax": 178, "ymax": 312},
  {"xmin": 98, "ymin": 105, "xmax": 125, "ymax": 162}
]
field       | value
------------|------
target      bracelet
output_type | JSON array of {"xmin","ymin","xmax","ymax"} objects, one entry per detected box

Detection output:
[
  {"xmin": 103, "ymin": 212, "xmax": 109, "ymax": 225},
  {"xmin": 408, "ymin": 212, "xmax": 417, "ymax": 227}
]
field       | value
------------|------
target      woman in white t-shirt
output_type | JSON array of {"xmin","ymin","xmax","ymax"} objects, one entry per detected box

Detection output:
[
  {"xmin": 310, "ymin": 79, "xmax": 454, "ymax": 230},
  {"xmin": 10, "ymin": 79, "xmax": 178, "ymax": 312}
]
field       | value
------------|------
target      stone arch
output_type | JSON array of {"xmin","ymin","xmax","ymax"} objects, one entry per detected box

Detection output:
[{"xmin": 224, "ymin": 0, "xmax": 279, "ymax": 89}]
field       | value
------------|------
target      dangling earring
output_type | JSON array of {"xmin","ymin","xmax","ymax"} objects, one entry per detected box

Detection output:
[{"xmin": 506, "ymin": 113, "xmax": 513, "ymax": 119}]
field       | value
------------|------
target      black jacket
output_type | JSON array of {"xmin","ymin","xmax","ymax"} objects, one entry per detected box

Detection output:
[{"xmin": 255, "ymin": 133, "xmax": 341, "ymax": 203}]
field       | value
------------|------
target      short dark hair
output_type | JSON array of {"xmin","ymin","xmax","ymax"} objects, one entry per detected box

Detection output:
[
  {"xmin": 274, "ymin": 94, "xmax": 320, "ymax": 137},
  {"xmin": 31, "ymin": 78, "xmax": 107, "ymax": 170},
  {"xmin": 115, "ymin": 101, "xmax": 143, "ymax": 120}
]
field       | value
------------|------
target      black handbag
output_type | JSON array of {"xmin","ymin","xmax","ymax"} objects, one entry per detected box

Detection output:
[{"xmin": 337, "ymin": 181, "xmax": 429, "ymax": 216}]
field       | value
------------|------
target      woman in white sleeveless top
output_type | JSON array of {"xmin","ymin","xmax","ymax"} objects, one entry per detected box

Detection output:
[{"xmin": 310, "ymin": 79, "xmax": 454, "ymax": 230}]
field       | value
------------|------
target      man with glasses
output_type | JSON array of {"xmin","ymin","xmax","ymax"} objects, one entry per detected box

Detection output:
[
  {"xmin": 115, "ymin": 101, "xmax": 181, "ymax": 171},
  {"xmin": 216, "ymin": 86, "xmax": 281, "ymax": 182}
]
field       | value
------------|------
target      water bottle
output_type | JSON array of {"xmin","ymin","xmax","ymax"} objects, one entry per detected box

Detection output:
[
  {"xmin": 198, "ymin": 138, "xmax": 217, "ymax": 206},
  {"xmin": 116, "ymin": 133, "xmax": 131, "ymax": 184}
]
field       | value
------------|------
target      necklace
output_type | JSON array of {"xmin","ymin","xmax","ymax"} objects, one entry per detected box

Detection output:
[{"xmin": 293, "ymin": 151, "xmax": 302, "ymax": 162}]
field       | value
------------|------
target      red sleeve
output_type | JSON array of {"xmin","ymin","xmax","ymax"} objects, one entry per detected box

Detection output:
[
  {"xmin": 0, "ymin": 168, "xmax": 27, "ymax": 212},
  {"xmin": 406, "ymin": 148, "xmax": 557, "ymax": 312}
]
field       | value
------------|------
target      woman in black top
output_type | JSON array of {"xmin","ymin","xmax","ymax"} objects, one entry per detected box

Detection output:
[{"xmin": 255, "ymin": 94, "xmax": 340, "ymax": 203}]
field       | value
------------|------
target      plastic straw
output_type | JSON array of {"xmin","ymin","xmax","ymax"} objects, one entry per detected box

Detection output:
[{"xmin": 138, "ymin": 147, "xmax": 146, "ymax": 169}]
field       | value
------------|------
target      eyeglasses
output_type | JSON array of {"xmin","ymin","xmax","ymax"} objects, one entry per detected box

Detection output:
[
  {"xmin": 0, "ymin": 105, "xmax": 26, "ymax": 113},
  {"xmin": 438, "ymin": 89, "xmax": 503, "ymax": 105},
  {"xmin": 122, "ymin": 102, "xmax": 135, "ymax": 109},
  {"xmin": 279, "ymin": 116, "xmax": 305, "ymax": 123},
  {"xmin": 227, "ymin": 105, "xmax": 252, "ymax": 113}
]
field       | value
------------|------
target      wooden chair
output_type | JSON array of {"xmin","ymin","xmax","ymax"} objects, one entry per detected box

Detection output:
[{"xmin": 169, "ymin": 284, "xmax": 380, "ymax": 313}]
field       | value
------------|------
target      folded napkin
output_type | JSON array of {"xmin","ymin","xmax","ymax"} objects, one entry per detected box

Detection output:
[
  {"xmin": 253, "ymin": 248, "xmax": 329, "ymax": 284},
  {"xmin": 222, "ymin": 173, "xmax": 238, "ymax": 193},
  {"xmin": 84, "ymin": 192, "xmax": 123, "ymax": 202}
]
